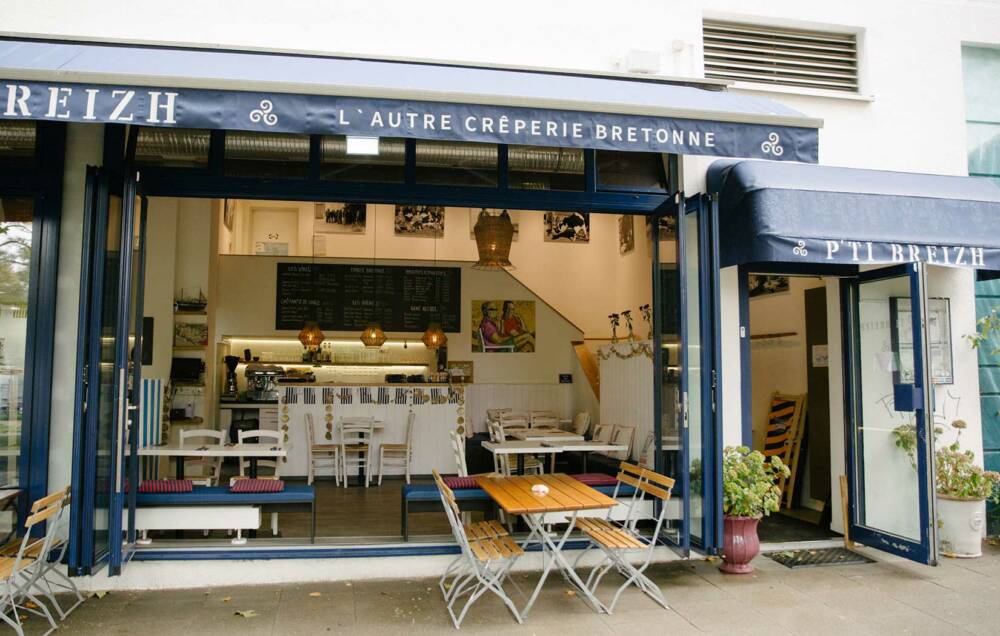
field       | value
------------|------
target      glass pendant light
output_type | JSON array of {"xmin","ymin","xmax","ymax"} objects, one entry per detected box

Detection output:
[
  {"xmin": 299, "ymin": 248, "xmax": 325, "ymax": 352},
  {"xmin": 361, "ymin": 204, "xmax": 386, "ymax": 348},
  {"xmin": 422, "ymin": 228, "xmax": 448, "ymax": 349},
  {"xmin": 472, "ymin": 208, "xmax": 514, "ymax": 270}
]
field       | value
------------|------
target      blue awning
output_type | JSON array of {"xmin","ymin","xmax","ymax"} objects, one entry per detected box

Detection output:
[
  {"xmin": 709, "ymin": 159, "xmax": 1000, "ymax": 270},
  {"xmin": 0, "ymin": 38, "xmax": 821, "ymax": 162}
]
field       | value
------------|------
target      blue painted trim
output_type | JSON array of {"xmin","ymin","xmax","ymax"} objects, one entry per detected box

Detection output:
[
  {"xmin": 707, "ymin": 193, "xmax": 724, "ymax": 552},
  {"xmin": 736, "ymin": 264, "xmax": 751, "ymax": 446}
]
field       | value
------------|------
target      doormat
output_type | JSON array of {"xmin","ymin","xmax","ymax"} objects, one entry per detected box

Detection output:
[{"xmin": 765, "ymin": 547, "xmax": 876, "ymax": 569}]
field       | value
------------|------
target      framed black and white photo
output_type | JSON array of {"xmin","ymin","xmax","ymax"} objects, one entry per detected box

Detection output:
[
  {"xmin": 544, "ymin": 211, "xmax": 590, "ymax": 243},
  {"xmin": 618, "ymin": 215, "xmax": 635, "ymax": 254},
  {"xmin": 395, "ymin": 205, "xmax": 444, "ymax": 237},
  {"xmin": 748, "ymin": 274, "xmax": 790, "ymax": 298},
  {"xmin": 314, "ymin": 202, "xmax": 367, "ymax": 234}
]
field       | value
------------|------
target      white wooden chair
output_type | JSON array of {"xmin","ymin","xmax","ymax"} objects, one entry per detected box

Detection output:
[
  {"xmin": 179, "ymin": 428, "xmax": 225, "ymax": 486},
  {"xmin": 572, "ymin": 412, "xmax": 592, "ymax": 437},
  {"xmin": 485, "ymin": 408, "xmax": 511, "ymax": 426},
  {"xmin": 592, "ymin": 423, "xmax": 614, "ymax": 443},
  {"xmin": 339, "ymin": 416, "xmax": 375, "ymax": 487},
  {"xmin": 238, "ymin": 428, "xmax": 284, "ymax": 535},
  {"xmin": 379, "ymin": 410, "xmax": 414, "ymax": 485},
  {"xmin": 450, "ymin": 429, "xmax": 470, "ymax": 477},
  {"xmin": 488, "ymin": 420, "xmax": 543, "ymax": 476},
  {"xmin": 638, "ymin": 431, "xmax": 656, "ymax": 468},
  {"xmin": 498, "ymin": 412, "xmax": 528, "ymax": 431},
  {"xmin": 609, "ymin": 425, "xmax": 636, "ymax": 460},
  {"xmin": 529, "ymin": 410, "xmax": 558, "ymax": 427},
  {"xmin": 306, "ymin": 413, "xmax": 340, "ymax": 486}
]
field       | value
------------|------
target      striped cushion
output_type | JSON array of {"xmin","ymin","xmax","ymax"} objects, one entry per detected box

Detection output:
[
  {"xmin": 230, "ymin": 478, "xmax": 285, "ymax": 493},
  {"xmin": 443, "ymin": 476, "xmax": 479, "ymax": 490},
  {"xmin": 138, "ymin": 479, "xmax": 193, "ymax": 493},
  {"xmin": 571, "ymin": 473, "xmax": 619, "ymax": 487}
]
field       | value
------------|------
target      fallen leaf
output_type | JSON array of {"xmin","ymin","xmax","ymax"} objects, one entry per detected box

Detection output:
[
  {"xmin": 93, "ymin": 591, "xmax": 109, "ymax": 599},
  {"xmin": 565, "ymin": 590, "xmax": 577, "ymax": 597},
  {"xmin": 234, "ymin": 610, "xmax": 258, "ymax": 618},
  {"xmin": 309, "ymin": 592, "xmax": 321, "ymax": 598},
  {"xmin": 222, "ymin": 596, "xmax": 232, "ymax": 603},
  {"xmin": 24, "ymin": 601, "xmax": 38, "ymax": 609}
]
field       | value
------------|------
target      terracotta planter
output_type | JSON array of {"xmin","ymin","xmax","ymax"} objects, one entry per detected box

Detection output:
[
  {"xmin": 938, "ymin": 495, "xmax": 986, "ymax": 558},
  {"xmin": 720, "ymin": 515, "xmax": 760, "ymax": 574}
]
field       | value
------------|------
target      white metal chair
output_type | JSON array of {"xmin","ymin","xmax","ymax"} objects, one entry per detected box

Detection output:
[
  {"xmin": 432, "ymin": 470, "xmax": 523, "ymax": 629},
  {"xmin": 577, "ymin": 466, "xmax": 676, "ymax": 613},
  {"xmin": 379, "ymin": 410, "xmax": 414, "ymax": 485},
  {"xmin": 339, "ymin": 416, "xmax": 375, "ymax": 487},
  {"xmin": 179, "ymin": 428, "xmax": 225, "ymax": 486},
  {"xmin": 238, "ymin": 428, "xmax": 284, "ymax": 535},
  {"xmin": 306, "ymin": 413, "xmax": 340, "ymax": 486},
  {"xmin": 572, "ymin": 412, "xmax": 592, "ymax": 437}
]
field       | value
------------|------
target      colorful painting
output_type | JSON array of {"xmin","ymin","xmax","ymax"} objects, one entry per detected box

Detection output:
[
  {"xmin": 394, "ymin": 205, "xmax": 444, "ymax": 237},
  {"xmin": 472, "ymin": 300, "xmax": 536, "ymax": 353},
  {"xmin": 618, "ymin": 215, "xmax": 635, "ymax": 254},
  {"xmin": 543, "ymin": 212, "xmax": 589, "ymax": 243},
  {"xmin": 314, "ymin": 202, "xmax": 367, "ymax": 234}
]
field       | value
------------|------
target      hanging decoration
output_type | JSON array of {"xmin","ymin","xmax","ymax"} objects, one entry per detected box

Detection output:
[
  {"xmin": 298, "ymin": 321, "xmax": 325, "ymax": 349},
  {"xmin": 621, "ymin": 310, "xmax": 635, "ymax": 340},
  {"xmin": 608, "ymin": 313, "xmax": 620, "ymax": 343},
  {"xmin": 598, "ymin": 305, "xmax": 653, "ymax": 360},
  {"xmin": 640, "ymin": 303, "xmax": 652, "ymax": 339},
  {"xmin": 472, "ymin": 208, "xmax": 514, "ymax": 270},
  {"xmin": 360, "ymin": 199, "xmax": 385, "ymax": 348},
  {"xmin": 597, "ymin": 341, "xmax": 654, "ymax": 361},
  {"xmin": 422, "ymin": 225, "xmax": 448, "ymax": 349}
]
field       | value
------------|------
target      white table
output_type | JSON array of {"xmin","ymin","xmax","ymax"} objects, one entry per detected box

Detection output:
[
  {"xmin": 507, "ymin": 429, "xmax": 585, "ymax": 443},
  {"xmin": 542, "ymin": 440, "xmax": 629, "ymax": 472},
  {"xmin": 482, "ymin": 440, "xmax": 562, "ymax": 475},
  {"xmin": 138, "ymin": 442, "xmax": 287, "ymax": 479}
]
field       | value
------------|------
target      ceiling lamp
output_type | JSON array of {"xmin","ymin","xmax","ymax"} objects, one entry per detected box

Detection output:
[
  {"xmin": 298, "ymin": 320, "xmax": 325, "ymax": 349},
  {"xmin": 472, "ymin": 208, "xmax": 514, "ymax": 270},
  {"xmin": 360, "ymin": 323, "xmax": 387, "ymax": 348},
  {"xmin": 421, "ymin": 322, "xmax": 447, "ymax": 349}
]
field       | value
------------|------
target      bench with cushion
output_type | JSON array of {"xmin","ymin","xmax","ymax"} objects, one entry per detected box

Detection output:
[{"xmin": 136, "ymin": 484, "xmax": 316, "ymax": 543}]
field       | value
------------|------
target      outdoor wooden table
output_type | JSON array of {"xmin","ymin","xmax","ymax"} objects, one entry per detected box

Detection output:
[
  {"xmin": 138, "ymin": 442, "xmax": 287, "ymax": 479},
  {"xmin": 482, "ymin": 440, "xmax": 562, "ymax": 475},
  {"xmin": 541, "ymin": 440, "xmax": 628, "ymax": 473},
  {"xmin": 474, "ymin": 473, "xmax": 617, "ymax": 617}
]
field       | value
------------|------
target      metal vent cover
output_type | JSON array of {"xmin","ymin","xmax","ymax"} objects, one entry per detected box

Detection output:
[{"xmin": 703, "ymin": 20, "xmax": 859, "ymax": 92}]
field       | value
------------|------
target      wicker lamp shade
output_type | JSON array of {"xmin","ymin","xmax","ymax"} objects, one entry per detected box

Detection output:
[
  {"xmin": 472, "ymin": 209, "xmax": 514, "ymax": 270},
  {"xmin": 421, "ymin": 323, "xmax": 447, "ymax": 349},
  {"xmin": 297, "ymin": 321, "xmax": 325, "ymax": 349},
  {"xmin": 360, "ymin": 323, "xmax": 387, "ymax": 348}
]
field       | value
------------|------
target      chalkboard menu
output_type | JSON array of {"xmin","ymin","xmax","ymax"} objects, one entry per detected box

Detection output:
[{"xmin": 275, "ymin": 263, "xmax": 461, "ymax": 332}]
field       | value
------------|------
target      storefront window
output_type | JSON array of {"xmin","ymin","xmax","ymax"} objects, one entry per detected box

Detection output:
[
  {"xmin": 320, "ymin": 135, "xmax": 405, "ymax": 182},
  {"xmin": 597, "ymin": 150, "xmax": 667, "ymax": 191},
  {"xmin": 508, "ymin": 145, "xmax": 584, "ymax": 191},
  {"xmin": 0, "ymin": 196, "xmax": 32, "ymax": 487},
  {"xmin": 136, "ymin": 128, "xmax": 210, "ymax": 168},
  {"xmin": 0, "ymin": 121, "xmax": 36, "ymax": 168},
  {"xmin": 415, "ymin": 140, "xmax": 498, "ymax": 187},
  {"xmin": 225, "ymin": 131, "xmax": 310, "ymax": 179}
]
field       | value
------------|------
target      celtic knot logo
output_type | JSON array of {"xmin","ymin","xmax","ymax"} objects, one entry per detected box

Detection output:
[
  {"xmin": 761, "ymin": 132, "xmax": 784, "ymax": 156},
  {"xmin": 250, "ymin": 99, "xmax": 278, "ymax": 126},
  {"xmin": 793, "ymin": 240, "xmax": 808, "ymax": 256}
]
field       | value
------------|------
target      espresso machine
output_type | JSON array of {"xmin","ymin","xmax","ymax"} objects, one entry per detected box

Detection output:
[
  {"xmin": 244, "ymin": 363, "xmax": 285, "ymax": 402},
  {"xmin": 221, "ymin": 355, "xmax": 240, "ymax": 402}
]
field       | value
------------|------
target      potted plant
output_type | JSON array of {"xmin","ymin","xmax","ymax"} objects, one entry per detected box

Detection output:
[
  {"xmin": 935, "ymin": 421, "xmax": 1000, "ymax": 557},
  {"xmin": 720, "ymin": 446, "xmax": 790, "ymax": 574}
]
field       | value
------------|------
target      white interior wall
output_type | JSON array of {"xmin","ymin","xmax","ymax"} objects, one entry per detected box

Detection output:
[{"xmin": 140, "ymin": 198, "xmax": 177, "ymax": 383}]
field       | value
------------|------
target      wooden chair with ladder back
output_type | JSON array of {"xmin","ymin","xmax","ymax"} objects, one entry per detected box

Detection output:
[
  {"xmin": 306, "ymin": 412, "xmax": 340, "ymax": 486},
  {"xmin": 378, "ymin": 410, "xmax": 414, "ymax": 485}
]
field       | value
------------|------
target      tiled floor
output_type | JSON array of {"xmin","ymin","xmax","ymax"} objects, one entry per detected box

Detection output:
[{"xmin": 20, "ymin": 543, "xmax": 1000, "ymax": 634}]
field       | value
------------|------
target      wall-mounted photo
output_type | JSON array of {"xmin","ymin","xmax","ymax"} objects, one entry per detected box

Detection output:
[
  {"xmin": 543, "ymin": 212, "xmax": 589, "ymax": 243},
  {"xmin": 748, "ymin": 274, "xmax": 790, "ymax": 298},
  {"xmin": 223, "ymin": 198, "xmax": 236, "ymax": 231},
  {"xmin": 472, "ymin": 300, "xmax": 536, "ymax": 353},
  {"xmin": 470, "ymin": 208, "xmax": 519, "ymax": 241},
  {"xmin": 395, "ymin": 205, "xmax": 444, "ymax": 237},
  {"xmin": 618, "ymin": 215, "xmax": 635, "ymax": 254},
  {"xmin": 314, "ymin": 202, "xmax": 367, "ymax": 234},
  {"xmin": 174, "ymin": 322, "xmax": 208, "ymax": 348},
  {"xmin": 646, "ymin": 214, "xmax": 676, "ymax": 240}
]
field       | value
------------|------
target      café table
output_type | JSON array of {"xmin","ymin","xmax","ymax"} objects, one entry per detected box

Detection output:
[
  {"xmin": 473, "ymin": 473, "xmax": 617, "ymax": 618},
  {"xmin": 138, "ymin": 442, "xmax": 286, "ymax": 479},
  {"xmin": 482, "ymin": 440, "xmax": 562, "ymax": 475},
  {"xmin": 542, "ymin": 440, "xmax": 628, "ymax": 473},
  {"xmin": 506, "ymin": 428, "xmax": 585, "ymax": 442}
]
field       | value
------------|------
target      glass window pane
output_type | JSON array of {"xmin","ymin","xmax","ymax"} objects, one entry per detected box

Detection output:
[
  {"xmin": 968, "ymin": 122, "xmax": 1000, "ymax": 178},
  {"xmin": 225, "ymin": 131, "xmax": 310, "ymax": 179},
  {"xmin": 415, "ymin": 140, "xmax": 497, "ymax": 187},
  {"xmin": 0, "ymin": 197, "xmax": 32, "ymax": 487},
  {"xmin": 136, "ymin": 128, "xmax": 210, "ymax": 168},
  {"xmin": 0, "ymin": 121, "xmax": 36, "ymax": 168},
  {"xmin": 597, "ymin": 150, "xmax": 667, "ymax": 191},
  {"xmin": 320, "ymin": 135, "xmax": 405, "ymax": 182},
  {"xmin": 509, "ymin": 145, "xmax": 584, "ymax": 191}
]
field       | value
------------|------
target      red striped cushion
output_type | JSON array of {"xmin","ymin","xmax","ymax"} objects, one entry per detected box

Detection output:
[
  {"xmin": 230, "ymin": 478, "xmax": 285, "ymax": 493},
  {"xmin": 138, "ymin": 479, "xmax": 193, "ymax": 493},
  {"xmin": 571, "ymin": 473, "xmax": 618, "ymax": 487},
  {"xmin": 443, "ymin": 476, "xmax": 478, "ymax": 490}
]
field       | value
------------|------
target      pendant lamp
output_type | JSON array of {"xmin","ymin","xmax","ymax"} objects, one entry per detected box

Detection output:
[
  {"xmin": 361, "ymin": 204, "xmax": 386, "ymax": 348},
  {"xmin": 472, "ymin": 208, "xmax": 514, "ymax": 270},
  {"xmin": 421, "ymin": 228, "xmax": 448, "ymax": 349},
  {"xmin": 298, "ymin": 320, "xmax": 325, "ymax": 349}
]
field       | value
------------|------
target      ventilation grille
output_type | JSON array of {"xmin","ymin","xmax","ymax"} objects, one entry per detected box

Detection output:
[{"xmin": 703, "ymin": 20, "xmax": 859, "ymax": 92}]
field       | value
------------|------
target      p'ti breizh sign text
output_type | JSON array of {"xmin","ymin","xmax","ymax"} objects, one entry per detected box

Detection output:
[{"xmin": 1, "ymin": 80, "xmax": 819, "ymax": 163}]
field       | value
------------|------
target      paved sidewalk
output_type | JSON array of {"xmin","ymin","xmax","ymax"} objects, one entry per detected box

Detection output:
[{"xmin": 20, "ymin": 543, "xmax": 1000, "ymax": 635}]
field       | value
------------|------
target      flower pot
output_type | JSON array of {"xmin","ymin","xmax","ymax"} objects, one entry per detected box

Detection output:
[
  {"xmin": 720, "ymin": 515, "xmax": 760, "ymax": 574},
  {"xmin": 938, "ymin": 495, "xmax": 985, "ymax": 558}
]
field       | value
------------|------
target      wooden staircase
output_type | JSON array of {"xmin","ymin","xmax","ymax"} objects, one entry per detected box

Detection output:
[{"xmin": 573, "ymin": 341, "xmax": 600, "ymax": 400}]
